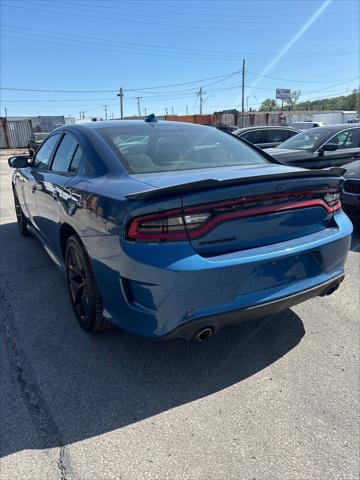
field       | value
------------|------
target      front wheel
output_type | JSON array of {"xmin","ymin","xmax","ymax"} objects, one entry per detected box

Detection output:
[
  {"xmin": 65, "ymin": 235, "xmax": 111, "ymax": 333},
  {"xmin": 13, "ymin": 191, "xmax": 29, "ymax": 236}
]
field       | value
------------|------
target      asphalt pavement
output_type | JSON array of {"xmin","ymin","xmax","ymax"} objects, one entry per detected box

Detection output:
[{"xmin": 0, "ymin": 152, "xmax": 359, "ymax": 480}]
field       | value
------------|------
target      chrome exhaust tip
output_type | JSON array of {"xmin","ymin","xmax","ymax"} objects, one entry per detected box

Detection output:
[
  {"xmin": 194, "ymin": 327, "xmax": 214, "ymax": 342},
  {"xmin": 326, "ymin": 284, "xmax": 340, "ymax": 296}
]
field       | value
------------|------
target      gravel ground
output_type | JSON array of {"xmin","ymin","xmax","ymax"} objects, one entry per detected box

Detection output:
[{"xmin": 0, "ymin": 151, "xmax": 359, "ymax": 480}]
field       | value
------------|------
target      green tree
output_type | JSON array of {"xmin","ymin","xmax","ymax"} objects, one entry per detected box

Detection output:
[
  {"xmin": 259, "ymin": 98, "xmax": 279, "ymax": 111},
  {"xmin": 285, "ymin": 90, "xmax": 301, "ymax": 110},
  {"xmin": 296, "ymin": 89, "xmax": 359, "ymax": 111}
]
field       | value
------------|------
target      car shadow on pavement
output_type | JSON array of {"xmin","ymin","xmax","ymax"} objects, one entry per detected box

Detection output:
[{"xmin": 0, "ymin": 221, "xmax": 305, "ymax": 458}]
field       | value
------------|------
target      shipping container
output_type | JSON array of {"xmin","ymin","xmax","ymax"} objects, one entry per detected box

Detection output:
[
  {"xmin": 165, "ymin": 114, "xmax": 214, "ymax": 124},
  {"xmin": 220, "ymin": 113, "xmax": 236, "ymax": 126},
  {"xmin": 0, "ymin": 118, "xmax": 33, "ymax": 148},
  {"xmin": 0, "ymin": 120, "xmax": 8, "ymax": 148}
]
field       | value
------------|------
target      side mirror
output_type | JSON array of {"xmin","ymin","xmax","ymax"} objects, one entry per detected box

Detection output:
[
  {"xmin": 321, "ymin": 143, "xmax": 338, "ymax": 152},
  {"xmin": 8, "ymin": 155, "xmax": 30, "ymax": 168}
]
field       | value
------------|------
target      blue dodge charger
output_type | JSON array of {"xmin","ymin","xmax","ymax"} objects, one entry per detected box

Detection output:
[{"xmin": 9, "ymin": 119, "xmax": 352, "ymax": 340}]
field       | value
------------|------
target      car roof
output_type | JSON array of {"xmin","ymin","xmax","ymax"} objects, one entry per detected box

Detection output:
[
  {"xmin": 57, "ymin": 120, "xmax": 217, "ymax": 132},
  {"xmin": 234, "ymin": 125, "xmax": 299, "ymax": 133},
  {"xmin": 298, "ymin": 123, "xmax": 360, "ymax": 133}
]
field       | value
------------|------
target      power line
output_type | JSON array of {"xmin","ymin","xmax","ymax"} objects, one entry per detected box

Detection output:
[
  {"xmin": 5, "ymin": 1, "xmax": 354, "ymax": 33},
  {"xmin": 3, "ymin": 77, "xmax": 359, "ymax": 104},
  {"xmin": 247, "ymin": 70, "xmax": 360, "ymax": 84},
  {"xmin": 4, "ymin": 23, "xmax": 335, "ymax": 58},
  {"xmin": 2, "ymin": 23, "xmax": 358, "ymax": 63},
  {"xmin": 3, "ymin": 72, "xmax": 358, "ymax": 97},
  {"xmin": 1, "ymin": 26, "xmax": 259, "ymax": 61},
  {"xmin": 0, "ymin": 71, "xmax": 241, "ymax": 93}
]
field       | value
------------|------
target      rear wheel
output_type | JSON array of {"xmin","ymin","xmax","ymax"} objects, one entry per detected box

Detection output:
[
  {"xmin": 65, "ymin": 235, "xmax": 111, "ymax": 333},
  {"xmin": 13, "ymin": 191, "xmax": 29, "ymax": 236}
]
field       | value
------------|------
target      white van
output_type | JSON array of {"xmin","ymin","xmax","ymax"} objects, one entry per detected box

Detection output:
[{"xmin": 291, "ymin": 121, "xmax": 325, "ymax": 130}]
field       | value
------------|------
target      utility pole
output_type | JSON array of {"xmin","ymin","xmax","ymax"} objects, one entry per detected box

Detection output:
[
  {"xmin": 246, "ymin": 96, "xmax": 249, "ymax": 112},
  {"xmin": 171, "ymin": 106, "xmax": 174, "ymax": 115},
  {"xmin": 117, "ymin": 87, "xmax": 124, "ymax": 119},
  {"xmin": 4, "ymin": 107, "xmax": 8, "ymax": 118},
  {"xmin": 79, "ymin": 111, "xmax": 85, "ymax": 119},
  {"xmin": 241, "ymin": 58, "xmax": 245, "ymax": 127},
  {"xmin": 103, "ymin": 105, "xmax": 108, "ymax": 120},
  {"xmin": 165, "ymin": 107, "xmax": 168, "ymax": 115},
  {"xmin": 135, "ymin": 97, "xmax": 142, "ymax": 117},
  {"xmin": 144, "ymin": 107, "xmax": 147, "ymax": 116},
  {"xmin": 198, "ymin": 87, "xmax": 204, "ymax": 115},
  {"xmin": 186, "ymin": 105, "xmax": 188, "ymax": 115}
]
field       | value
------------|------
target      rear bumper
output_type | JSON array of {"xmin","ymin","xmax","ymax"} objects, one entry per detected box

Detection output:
[
  {"xmin": 163, "ymin": 274, "xmax": 344, "ymax": 339},
  {"xmin": 85, "ymin": 211, "xmax": 353, "ymax": 339}
]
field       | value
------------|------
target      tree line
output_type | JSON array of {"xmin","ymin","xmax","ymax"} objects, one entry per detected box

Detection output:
[{"xmin": 259, "ymin": 89, "xmax": 359, "ymax": 112}]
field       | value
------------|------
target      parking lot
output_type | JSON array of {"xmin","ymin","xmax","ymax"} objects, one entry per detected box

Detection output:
[{"xmin": 0, "ymin": 151, "xmax": 359, "ymax": 479}]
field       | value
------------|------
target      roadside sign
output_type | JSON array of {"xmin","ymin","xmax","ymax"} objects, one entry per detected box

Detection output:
[{"xmin": 276, "ymin": 89, "xmax": 291, "ymax": 100}]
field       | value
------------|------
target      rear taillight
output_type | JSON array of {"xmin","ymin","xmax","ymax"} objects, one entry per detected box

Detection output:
[
  {"xmin": 125, "ymin": 189, "xmax": 341, "ymax": 242},
  {"xmin": 126, "ymin": 210, "xmax": 211, "ymax": 241}
]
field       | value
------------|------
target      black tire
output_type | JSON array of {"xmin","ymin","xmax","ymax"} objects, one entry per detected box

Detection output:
[
  {"xmin": 65, "ymin": 235, "xmax": 111, "ymax": 333},
  {"xmin": 13, "ymin": 190, "xmax": 30, "ymax": 236}
]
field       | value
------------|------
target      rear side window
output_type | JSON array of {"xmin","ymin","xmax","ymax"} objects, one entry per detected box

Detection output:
[
  {"xmin": 69, "ymin": 145, "xmax": 84, "ymax": 172},
  {"xmin": 33, "ymin": 134, "xmax": 61, "ymax": 170},
  {"xmin": 266, "ymin": 129, "xmax": 295, "ymax": 142},
  {"xmin": 51, "ymin": 134, "xmax": 78, "ymax": 172},
  {"xmin": 96, "ymin": 124, "xmax": 268, "ymax": 173},
  {"xmin": 241, "ymin": 130, "xmax": 266, "ymax": 144}
]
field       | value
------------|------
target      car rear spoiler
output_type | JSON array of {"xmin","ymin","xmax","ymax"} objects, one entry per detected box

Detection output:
[{"xmin": 126, "ymin": 167, "xmax": 346, "ymax": 201}]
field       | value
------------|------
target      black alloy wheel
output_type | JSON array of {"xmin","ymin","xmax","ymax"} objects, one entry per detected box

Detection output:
[
  {"xmin": 13, "ymin": 191, "xmax": 29, "ymax": 236},
  {"xmin": 65, "ymin": 235, "xmax": 111, "ymax": 333}
]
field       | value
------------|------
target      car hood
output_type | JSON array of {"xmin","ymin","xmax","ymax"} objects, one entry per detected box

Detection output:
[
  {"xmin": 343, "ymin": 160, "xmax": 360, "ymax": 179},
  {"xmin": 132, "ymin": 163, "xmax": 305, "ymax": 189},
  {"xmin": 264, "ymin": 148, "xmax": 312, "ymax": 160}
]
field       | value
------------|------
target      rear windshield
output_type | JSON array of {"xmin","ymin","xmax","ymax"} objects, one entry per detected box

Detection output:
[{"xmin": 95, "ymin": 123, "xmax": 268, "ymax": 173}]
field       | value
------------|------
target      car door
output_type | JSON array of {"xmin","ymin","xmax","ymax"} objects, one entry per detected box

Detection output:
[
  {"xmin": 316, "ymin": 128, "xmax": 360, "ymax": 168},
  {"xmin": 21, "ymin": 133, "xmax": 62, "ymax": 229},
  {"xmin": 34, "ymin": 132, "xmax": 80, "ymax": 254}
]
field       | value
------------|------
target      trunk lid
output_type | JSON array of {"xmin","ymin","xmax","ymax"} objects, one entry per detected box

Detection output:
[{"xmin": 126, "ymin": 166, "xmax": 343, "ymax": 256}]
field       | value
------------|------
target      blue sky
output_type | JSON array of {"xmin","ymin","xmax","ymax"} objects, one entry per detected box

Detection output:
[{"xmin": 1, "ymin": 0, "xmax": 359, "ymax": 118}]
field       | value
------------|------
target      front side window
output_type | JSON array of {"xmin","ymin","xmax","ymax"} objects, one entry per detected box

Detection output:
[
  {"xmin": 278, "ymin": 128, "xmax": 332, "ymax": 151},
  {"xmin": 327, "ymin": 128, "xmax": 360, "ymax": 150},
  {"xmin": 32, "ymin": 134, "xmax": 61, "ymax": 170},
  {"xmin": 96, "ymin": 124, "xmax": 268, "ymax": 174},
  {"xmin": 51, "ymin": 134, "xmax": 78, "ymax": 172}
]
